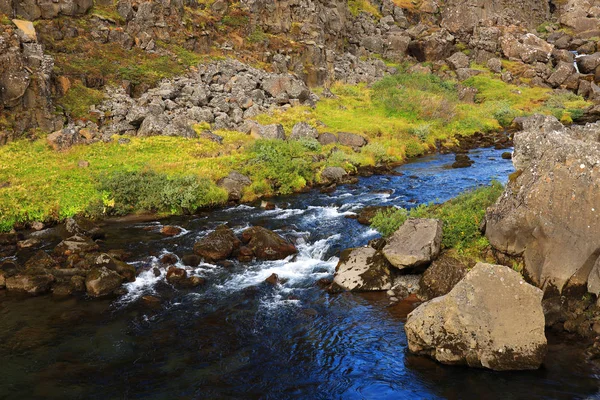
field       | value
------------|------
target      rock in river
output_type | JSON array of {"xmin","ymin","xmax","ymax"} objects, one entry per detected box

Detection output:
[
  {"xmin": 331, "ymin": 247, "xmax": 393, "ymax": 292},
  {"xmin": 85, "ymin": 267, "xmax": 125, "ymax": 297},
  {"xmin": 193, "ymin": 225, "xmax": 241, "ymax": 262},
  {"xmin": 382, "ymin": 219, "xmax": 442, "ymax": 270},
  {"xmin": 241, "ymin": 226, "xmax": 297, "ymax": 261},
  {"xmin": 405, "ymin": 263, "xmax": 547, "ymax": 371}
]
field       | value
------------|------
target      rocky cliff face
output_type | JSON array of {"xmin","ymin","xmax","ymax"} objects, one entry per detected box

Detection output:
[
  {"xmin": 485, "ymin": 115, "xmax": 600, "ymax": 295},
  {"xmin": 0, "ymin": 22, "xmax": 61, "ymax": 142},
  {"xmin": 441, "ymin": 0, "xmax": 550, "ymax": 37}
]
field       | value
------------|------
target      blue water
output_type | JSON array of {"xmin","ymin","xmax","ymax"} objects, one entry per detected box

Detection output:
[{"xmin": 2, "ymin": 147, "xmax": 600, "ymax": 399}]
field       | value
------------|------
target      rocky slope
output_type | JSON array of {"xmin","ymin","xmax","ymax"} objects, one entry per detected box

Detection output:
[{"xmin": 3, "ymin": 0, "xmax": 600, "ymax": 141}]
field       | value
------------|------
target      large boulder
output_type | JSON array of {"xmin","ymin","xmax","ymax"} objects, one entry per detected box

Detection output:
[
  {"xmin": 577, "ymin": 53, "xmax": 600, "ymax": 74},
  {"xmin": 331, "ymin": 247, "xmax": 393, "ymax": 292},
  {"xmin": 419, "ymin": 254, "xmax": 468, "ymax": 300},
  {"xmin": 94, "ymin": 253, "xmax": 136, "ymax": 282},
  {"xmin": 405, "ymin": 263, "xmax": 547, "ymax": 371},
  {"xmin": 485, "ymin": 115, "xmax": 600, "ymax": 294},
  {"xmin": 193, "ymin": 225, "xmax": 241, "ymax": 262},
  {"xmin": 382, "ymin": 219, "xmax": 443, "ymax": 270},
  {"xmin": 241, "ymin": 226, "xmax": 297, "ymax": 261},
  {"xmin": 337, "ymin": 132, "xmax": 367, "ymax": 148}
]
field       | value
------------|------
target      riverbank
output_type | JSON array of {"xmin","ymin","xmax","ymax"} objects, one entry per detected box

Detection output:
[{"xmin": 0, "ymin": 66, "xmax": 587, "ymax": 232}]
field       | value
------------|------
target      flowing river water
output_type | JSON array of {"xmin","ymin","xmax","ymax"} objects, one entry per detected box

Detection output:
[{"xmin": 2, "ymin": 147, "xmax": 600, "ymax": 399}]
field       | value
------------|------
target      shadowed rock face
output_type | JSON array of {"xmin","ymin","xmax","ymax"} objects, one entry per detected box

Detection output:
[
  {"xmin": 405, "ymin": 263, "xmax": 547, "ymax": 371},
  {"xmin": 485, "ymin": 115, "xmax": 600, "ymax": 295}
]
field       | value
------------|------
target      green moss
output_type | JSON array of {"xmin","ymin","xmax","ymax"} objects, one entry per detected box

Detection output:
[
  {"xmin": 348, "ymin": 0, "xmax": 381, "ymax": 17},
  {"xmin": 57, "ymin": 83, "xmax": 105, "ymax": 121},
  {"xmin": 0, "ymin": 13, "xmax": 11, "ymax": 25}
]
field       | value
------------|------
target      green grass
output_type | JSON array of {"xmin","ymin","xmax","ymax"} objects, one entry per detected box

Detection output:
[
  {"xmin": 371, "ymin": 181, "xmax": 505, "ymax": 256},
  {"xmin": 0, "ymin": 65, "xmax": 592, "ymax": 231}
]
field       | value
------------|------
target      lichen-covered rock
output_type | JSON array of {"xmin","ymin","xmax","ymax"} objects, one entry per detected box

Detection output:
[
  {"xmin": 289, "ymin": 122, "xmax": 318, "ymax": 141},
  {"xmin": 382, "ymin": 219, "xmax": 443, "ymax": 270},
  {"xmin": 485, "ymin": 115, "xmax": 600, "ymax": 294},
  {"xmin": 332, "ymin": 247, "xmax": 392, "ymax": 292},
  {"xmin": 337, "ymin": 132, "xmax": 367, "ymax": 148},
  {"xmin": 94, "ymin": 253, "xmax": 136, "ymax": 282},
  {"xmin": 405, "ymin": 263, "xmax": 547, "ymax": 371},
  {"xmin": 320, "ymin": 166, "xmax": 348, "ymax": 185}
]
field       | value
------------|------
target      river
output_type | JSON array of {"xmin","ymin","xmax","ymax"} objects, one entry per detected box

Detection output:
[{"xmin": 2, "ymin": 147, "xmax": 600, "ymax": 399}]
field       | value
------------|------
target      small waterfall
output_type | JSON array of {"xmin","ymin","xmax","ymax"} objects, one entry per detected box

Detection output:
[{"xmin": 572, "ymin": 51, "xmax": 581, "ymax": 74}]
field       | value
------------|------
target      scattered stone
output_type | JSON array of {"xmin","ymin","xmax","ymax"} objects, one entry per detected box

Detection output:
[
  {"xmin": 320, "ymin": 166, "xmax": 348, "ymax": 185},
  {"xmin": 54, "ymin": 235, "xmax": 99, "ymax": 256},
  {"xmin": 78, "ymin": 160, "xmax": 90, "ymax": 168},
  {"xmin": 265, "ymin": 273, "xmax": 280, "ymax": 285},
  {"xmin": 289, "ymin": 122, "xmax": 318, "ymax": 141},
  {"xmin": 331, "ymin": 247, "xmax": 393, "ymax": 292},
  {"xmin": 94, "ymin": 253, "xmax": 136, "ymax": 282},
  {"xmin": 166, "ymin": 266, "xmax": 187, "ymax": 284},
  {"xmin": 501, "ymin": 152, "xmax": 512, "ymax": 160},
  {"xmin": 405, "ymin": 263, "xmax": 547, "ymax": 371},
  {"xmin": 382, "ymin": 219, "xmax": 443, "ymax": 270},
  {"xmin": 337, "ymin": 132, "xmax": 367, "ymax": 148},
  {"xmin": 85, "ymin": 267, "xmax": 124, "ymax": 297},
  {"xmin": 452, "ymin": 154, "xmax": 474, "ymax": 168},
  {"xmin": 6, "ymin": 274, "xmax": 54, "ymax": 295},
  {"xmin": 217, "ymin": 171, "xmax": 251, "ymax": 201}
]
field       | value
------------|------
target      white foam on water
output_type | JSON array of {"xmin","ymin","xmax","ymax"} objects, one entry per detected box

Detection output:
[
  {"xmin": 306, "ymin": 206, "xmax": 356, "ymax": 220},
  {"xmin": 360, "ymin": 228, "xmax": 379, "ymax": 239},
  {"xmin": 218, "ymin": 234, "xmax": 340, "ymax": 292},
  {"xmin": 223, "ymin": 204, "xmax": 255, "ymax": 212},
  {"xmin": 258, "ymin": 207, "xmax": 307, "ymax": 220}
]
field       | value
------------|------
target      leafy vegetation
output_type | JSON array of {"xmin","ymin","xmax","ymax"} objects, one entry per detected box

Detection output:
[
  {"xmin": 348, "ymin": 0, "xmax": 381, "ymax": 17},
  {"xmin": 98, "ymin": 170, "xmax": 227, "ymax": 215},
  {"xmin": 0, "ymin": 62, "xmax": 591, "ymax": 231},
  {"xmin": 57, "ymin": 82, "xmax": 105, "ymax": 121},
  {"xmin": 371, "ymin": 182, "xmax": 505, "ymax": 256}
]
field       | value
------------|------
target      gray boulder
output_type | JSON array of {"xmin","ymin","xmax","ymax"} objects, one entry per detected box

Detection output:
[
  {"xmin": 218, "ymin": 171, "xmax": 251, "ymax": 201},
  {"xmin": 137, "ymin": 114, "xmax": 168, "ymax": 136},
  {"xmin": 289, "ymin": 122, "xmax": 318, "ymax": 141},
  {"xmin": 419, "ymin": 253, "xmax": 468, "ymax": 300},
  {"xmin": 382, "ymin": 219, "xmax": 443, "ymax": 270},
  {"xmin": 338, "ymin": 132, "xmax": 367, "ymax": 148},
  {"xmin": 405, "ymin": 263, "xmax": 547, "ymax": 371},
  {"xmin": 577, "ymin": 52, "xmax": 600, "ymax": 74},
  {"xmin": 486, "ymin": 115, "xmax": 600, "ymax": 294},
  {"xmin": 320, "ymin": 166, "xmax": 348, "ymax": 184},
  {"xmin": 332, "ymin": 247, "xmax": 393, "ymax": 292},
  {"xmin": 446, "ymin": 52, "xmax": 470, "ymax": 70},
  {"xmin": 317, "ymin": 132, "xmax": 338, "ymax": 145}
]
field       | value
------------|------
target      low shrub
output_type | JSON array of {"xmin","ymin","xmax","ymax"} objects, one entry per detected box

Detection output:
[
  {"xmin": 99, "ymin": 170, "xmax": 227, "ymax": 215},
  {"xmin": 371, "ymin": 181, "xmax": 504, "ymax": 254}
]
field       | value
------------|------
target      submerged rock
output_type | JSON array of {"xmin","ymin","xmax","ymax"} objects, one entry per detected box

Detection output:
[
  {"xmin": 405, "ymin": 263, "xmax": 547, "ymax": 371},
  {"xmin": 382, "ymin": 219, "xmax": 443, "ymax": 270},
  {"xmin": 331, "ymin": 247, "xmax": 393, "ymax": 292},
  {"xmin": 193, "ymin": 225, "xmax": 241, "ymax": 262}
]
